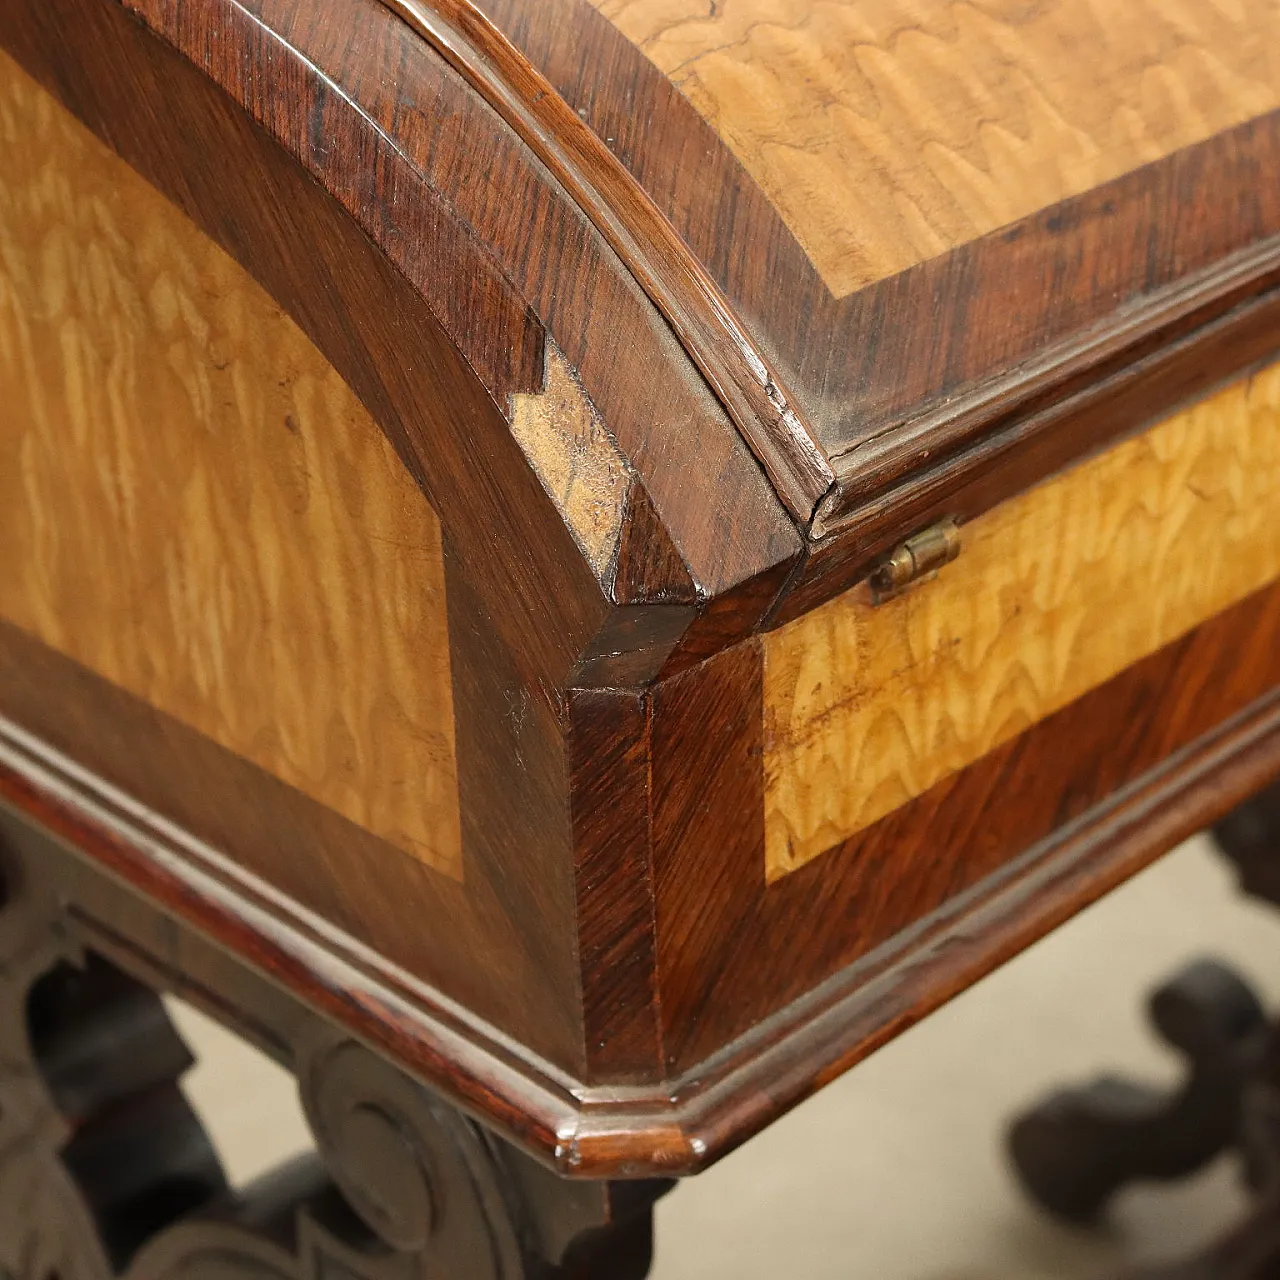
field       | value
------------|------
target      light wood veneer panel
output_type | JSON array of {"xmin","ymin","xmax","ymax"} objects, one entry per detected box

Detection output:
[
  {"xmin": 764, "ymin": 363, "xmax": 1280, "ymax": 880},
  {"xmin": 0, "ymin": 53, "xmax": 463, "ymax": 878},
  {"xmin": 591, "ymin": 0, "xmax": 1280, "ymax": 297},
  {"xmin": 509, "ymin": 341, "xmax": 632, "ymax": 579}
]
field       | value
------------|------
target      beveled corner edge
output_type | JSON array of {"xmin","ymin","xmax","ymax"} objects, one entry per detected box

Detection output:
[{"xmin": 4, "ymin": 694, "xmax": 1279, "ymax": 1179}]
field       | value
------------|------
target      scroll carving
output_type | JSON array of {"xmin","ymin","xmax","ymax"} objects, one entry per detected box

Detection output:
[{"xmin": 0, "ymin": 838, "xmax": 667, "ymax": 1280}]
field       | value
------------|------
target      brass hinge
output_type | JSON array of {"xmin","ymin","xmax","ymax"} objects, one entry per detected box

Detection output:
[{"xmin": 869, "ymin": 518, "xmax": 962, "ymax": 605}]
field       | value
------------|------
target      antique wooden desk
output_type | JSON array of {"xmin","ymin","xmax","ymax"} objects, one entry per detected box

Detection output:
[{"xmin": 2, "ymin": 1, "xmax": 1280, "ymax": 1275}]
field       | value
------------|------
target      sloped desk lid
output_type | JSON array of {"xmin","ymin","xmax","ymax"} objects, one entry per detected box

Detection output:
[
  {"xmin": 386, "ymin": 0, "xmax": 1280, "ymax": 574},
  {"xmin": 12, "ymin": 0, "xmax": 1279, "ymax": 652}
]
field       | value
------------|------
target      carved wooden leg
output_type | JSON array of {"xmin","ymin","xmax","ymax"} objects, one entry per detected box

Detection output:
[
  {"xmin": 1008, "ymin": 959, "xmax": 1267, "ymax": 1221},
  {"xmin": 0, "ymin": 827, "xmax": 670, "ymax": 1280},
  {"xmin": 1008, "ymin": 779, "xmax": 1280, "ymax": 1279},
  {"xmin": 1215, "ymin": 780, "xmax": 1280, "ymax": 908},
  {"xmin": 1113, "ymin": 1028, "xmax": 1280, "ymax": 1280}
]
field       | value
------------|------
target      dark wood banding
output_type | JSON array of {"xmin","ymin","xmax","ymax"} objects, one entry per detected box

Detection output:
[
  {"xmin": 373, "ymin": 0, "xmax": 834, "ymax": 522},
  {"xmin": 812, "ymin": 234, "xmax": 1280, "ymax": 540},
  {"xmin": 4, "ymin": 652, "xmax": 1280, "ymax": 1178},
  {"xmin": 0, "ymin": 572, "xmax": 587, "ymax": 1074},
  {"xmin": 7, "ymin": 0, "xmax": 1280, "ymax": 1190},
  {"xmin": 10, "ymin": 0, "xmax": 801, "ymax": 626},
  {"xmin": 654, "ymin": 580, "xmax": 1280, "ymax": 1073},
  {"xmin": 475, "ymin": 2, "xmax": 1280, "ymax": 603},
  {"xmin": 569, "ymin": 689, "xmax": 665, "ymax": 1081},
  {"xmin": 0, "ymin": 0, "xmax": 610, "ymax": 698},
  {"xmin": 778, "ymin": 279, "xmax": 1280, "ymax": 622}
]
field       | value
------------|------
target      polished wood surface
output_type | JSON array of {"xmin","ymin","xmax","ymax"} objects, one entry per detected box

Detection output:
[
  {"xmin": 63, "ymin": 0, "xmax": 802, "ymax": 617},
  {"xmin": 0, "ymin": 810, "xmax": 670, "ymax": 1278},
  {"xmin": 488, "ymin": 0, "xmax": 1280, "ymax": 580},
  {"xmin": 591, "ymin": 0, "xmax": 1280, "ymax": 296},
  {"xmin": 0, "ymin": 0, "xmax": 599, "ymax": 1080},
  {"xmin": 765, "ymin": 360, "xmax": 1280, "ymax": 878},
  {"xmin": 0, "ymin": 53, "xmax": 461, "ymax": 878},
  {"xmin": 653, "ymin": 580, "xmax": 1280, "ymax": 1078},
  {"xmin": 1, "ymin": 0, "xmax": 1279, "ymax": 1182},
  {"xmin": 377, "ymin": 0, "xmax": 836, "ymax": 521}
]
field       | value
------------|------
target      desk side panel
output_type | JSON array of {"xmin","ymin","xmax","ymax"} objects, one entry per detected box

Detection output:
[
  {"xmin": 0, "ymin": 51, "xmax": 589, "ymax": 1073},
  {"xmin": 652, "ymin": 368, "xmax": 1280, "ymax": 1071},
  {"xmin": 0, "ymin": 54, "xmax": 461, "ymax": 878},
  {"xmin": 766, "ymin": 364, "xmax": 1280, "ymax": 878}
]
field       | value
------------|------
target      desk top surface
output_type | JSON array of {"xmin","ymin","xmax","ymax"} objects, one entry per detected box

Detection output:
[
  {"xmin": 585, "ymin": 0, "xmax": 1278, "ymax": 296},
  {"xmin": 464, "ymin": 0, "xmax": 1280, "ymax": 544}
]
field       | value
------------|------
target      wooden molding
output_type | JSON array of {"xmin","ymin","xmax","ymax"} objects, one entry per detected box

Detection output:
[
  {"xmin": 17, "ymin": 0, "xmax": 1280, "ymax": 651},
  {"xmin": 811, "ymin": 236, "xmax": 1280, "ymax": 543},
  {"xmin": 7, "ymin": 0, "xmax": 1280, "ymax": 1186},
  {"xmin": 3, "ymin": 687, "xmax": 1279, "ymax": 1177},
  {"xmin": 474, "ymin": 1, "xmax": 1280, "ymax": 604},
  {"xmin": 372, "ymin": 0, "xmax": 835, "ymax": 522}
]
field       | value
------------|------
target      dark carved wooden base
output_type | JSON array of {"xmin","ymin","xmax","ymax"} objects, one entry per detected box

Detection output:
[
  {"xmin": 1009, "ymin": 779, "xmax": 1280, "ymax": 1279},
  {"xmin": 0, "ymin": 813, "xmax": 670, "ymax": 1280}
]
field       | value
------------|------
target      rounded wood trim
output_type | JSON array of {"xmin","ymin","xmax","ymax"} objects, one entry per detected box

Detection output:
[
  {"xmin": 373, "ymin": 0, "xmax": 835, "ymax": 522},
  {"xmin": 4, "ymin": 682, "xmax": 1280, "ymax": 1177}
]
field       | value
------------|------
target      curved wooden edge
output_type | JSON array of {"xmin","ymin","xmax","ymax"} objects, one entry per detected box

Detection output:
[
  {"xmin": 128, "ymin": 0, "xmax": 804, "ymax": 612},
  {"xmin": 6, "ymin": 0, "xmax": 808, "ymax": 671},
  {"xmin": 375, "ymin": 0, "xmax": 835, "ymax": 522},
  {"xmin": 784, "ymin": 263, "xmax": 1280, "ymax": 620},
  {"xmin": 28, "ymin": 0, "xmax": 1280, "ymax": 660},
  {"xmin": 404, "ymin": 0, "xmax": 1280, "ymax": 570},
  {"xmin": 0, "ymin": 0, "xmax": 618, "ymax": 696},
  {"xmin": 413, "ymin": 1, "xmax": 1280, "ymax": 615},
  {"xmin": 812, "ymin": 236, "xmax": 1280, "ymax": 540},
  {"xmin": 0, "ymin": 717, "xmax": 586, "ymax": 1165},
  {"xmin": 4, "ymin": 691, "xmax": 1278, "ymax": 1179}
]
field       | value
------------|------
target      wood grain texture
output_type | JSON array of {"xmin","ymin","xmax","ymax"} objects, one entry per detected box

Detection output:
[
  {"xmin": 765, "ymin": 360, "xmax": 1280, "ymax": 878},
  {"xmin": 0, "ymin": 872, "xmax": 668, "ymax": 1280},
  {"xmin": 6, "ymin": 0, "xmax": 802, "ymax": 668},
  {"xmin": 182, "ymin": 0, "xmax": 804, "ymax": 597},
  {"xmin": 14, "ymin": 0, "xmax": 1276, "ymax": 641},
  {"xmin": 569, "ymin": 688, "xmax": 664, "ymax": 1080},
  {"xmin": 7, "ymin": 0, "xmax": 1280, "ymax": 1178},
  {"xmin": 6, "ymin": 586, "xmax": 1279, "ymax": 1178},
  {"xmin": 655, "ymin": 578, "xmax": 1280, "ymax": 1075},
  {"xmin": 782, "ymin": 260, "xmax": 1280, "ymax": 616},
  {"xmin": 1, "ymin": 0, "xmax": 663, "ymax": 1080},
  {"xmin": 0, "ymin": 53, "xmax": 462, "ymax": 878},
  {"xmin": 375, "ymin": 0, "xmax": 835, "ymax": 521},
  {"xmin": 0, "ymin": 558, "xmax": 589, "ymax": 1076},
  {"xmin": 510, "ymin": 342, "xmax": 633, "ymax": 579},
  {"xmin": 487, "ymin": 0, "xmax": 1280, "ymax": 616},
  {"xmin": 0, "ymin": 0, "xmax": 604, "ymax": 1074},
  {"xmin": 590, "ymin": 0, "xmax": 1280, "ymax": 297}
]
